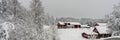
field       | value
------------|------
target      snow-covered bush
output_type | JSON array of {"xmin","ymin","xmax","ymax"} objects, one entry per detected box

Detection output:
[{"xmin": 0, "ymin": 22, "xmax": 14, "ymax": 40}]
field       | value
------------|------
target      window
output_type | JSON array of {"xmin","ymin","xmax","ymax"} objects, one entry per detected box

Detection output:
[{"xmin": 68, "ymin": 23, "xmax": 70, "ymax": 25}]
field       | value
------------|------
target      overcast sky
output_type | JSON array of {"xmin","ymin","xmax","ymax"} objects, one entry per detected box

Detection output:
[{"xmin": 19, "ymin": 0, "xmax": 120, "ymax": 19}]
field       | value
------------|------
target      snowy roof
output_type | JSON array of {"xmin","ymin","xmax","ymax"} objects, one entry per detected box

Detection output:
[
  {"xmin": 83, "ymin": 27, "xmax": 97, "ymax": 34},
  {"xmin": 58, "ymin": 22, "xmax": 65, "ymax": 25},
  {"xmin": 81, "ymin": 25, "xmax": 90, "ymax": 28},
  {"xmin": 97, "ymin": 23, "xmax": 107, "ymax": 26},
  {"xmin": 70, "ymin": 22, "xmax": 81, "ymax": 25},
  {"xmin": 95, "ymin": 26, "xmax": 109, "ymax": 34},
  {"xmin": 58, "ymin": 22, "xmax": 81, "ymax": 25}
]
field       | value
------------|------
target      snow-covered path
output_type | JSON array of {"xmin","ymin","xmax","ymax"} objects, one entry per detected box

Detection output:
[{"xmin": 58, "ymin": 28, "xmax": 104, "ymax": 40}]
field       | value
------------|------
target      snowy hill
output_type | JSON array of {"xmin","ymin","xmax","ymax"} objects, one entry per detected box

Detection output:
[{"xmin": 58, "ymin": 28, "xmax": 104, "ymax": 40}]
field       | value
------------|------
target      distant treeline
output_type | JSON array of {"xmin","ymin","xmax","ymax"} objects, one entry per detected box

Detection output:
[{"xmin": 56, "ymin": 17, "xmax": 107, "ymax": 25}]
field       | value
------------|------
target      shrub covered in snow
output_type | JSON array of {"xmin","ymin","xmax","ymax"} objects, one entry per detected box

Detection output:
[{"xmin": 0, "ymin": 22, "xmax": 14, "ymax": 40}]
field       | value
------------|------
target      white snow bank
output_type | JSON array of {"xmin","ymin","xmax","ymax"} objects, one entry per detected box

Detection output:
[
  {"xmin": 102, "ymin": 36, "xmax": 120, "ymax": 40},
  {"xmin": 58, "ymin": 28, "xmax": 103, "ymax": 40},
  {"xmin": 107, "ymin": 36, "xmax": 120, "ymax": 38}
]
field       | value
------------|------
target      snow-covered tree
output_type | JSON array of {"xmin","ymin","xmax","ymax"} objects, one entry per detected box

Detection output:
[
  {"xmin": 8, "ymin": 0, "xmax": 26, "ymax": 21},
  {"xmin": 43, "ymin": 14, "xmax": 59, "ymax": 40},
  {"xmin": 107, "ymin": 3, "xmax": 120, "ymax": 36},
  {"xmin": 0, "ymin": 0, "xmax": 36, "ymax": 40},
  {"xmin": 0, "ymin": 0, "xmax": 26, "ymax": 21},
  {"xmin": 30, "ymin": 0, "xmax": 59, "ymax": 40},
  {"xmin": 30, "ymin": 0, "xmax": 44, "ymax": 25},
  {"xmin": 0, "ymin": 22, "xmax": 15, "ymax": 40},
  {"xmin": 0, "ymin": 0, "xmax": 58, "ymax": 40},
  {"xmin": 30, "ymin": 0, "xmax": 45, "ymax": 40}
]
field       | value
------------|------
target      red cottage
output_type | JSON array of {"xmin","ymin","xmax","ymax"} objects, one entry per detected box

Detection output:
[
  {"xmin": 57, "ymin": 22, "xmax": 66, "ymax": 28},
  {"xmin": 57, "ymin": 22, "xmax": 81, "ymax": 28},
  {"xmin": 82, "ymin": 25, "xmax": 111, "ymax": 39},
  {"xmin": 94, "ymin": 26, "xmax": 111, "ymax": 38},
  {"xmin": 82, "ymin": 27, "xmax": 98, "ymax": 39}
]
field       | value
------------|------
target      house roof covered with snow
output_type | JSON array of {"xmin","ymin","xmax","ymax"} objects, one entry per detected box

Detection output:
[
  {"xmin": 70, "ymin": 22, "xmax": 81, "ymax": 25},
  {"xmin": 97, "ymin": 23, "xmax": 107, "ymax": 26},
  {"xmin": 83, "ymin": 27, "xmax": 97, "ymax": 34},
  {"xmin": 58, "ymin": 22, "xmax": 65, "ymax": 25},
  {"xmin": 95, "ymin": 26, "xmax": 109, "ymax": 34},
  {"xmin": 58, "ymin": 22, "xmax": 81, "ymax": 25},
  {"xmin": 81, "ymin": 25, "xmax": 90, "ymax": 28}
]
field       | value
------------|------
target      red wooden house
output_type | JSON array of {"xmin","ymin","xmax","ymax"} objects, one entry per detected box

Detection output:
[
  {"xmin": 82, "ymin": 25, "xmax": 111, "ymax": 39},
  {"xmin": 82, "ymin": 27, "xmax": 98, "ymax": 39},
  {"xmin": 57, "ymin": 22, "xmax": 66, "ymax": 28},
  {"xmin": 94, "ymin": 26, "xmax": 111, "ymax": 38},
  {"xmin": 82, "ymin": 32, "xmax": 98, "ymax": 39},
  {"xmin": 57, "ymin": 22, "xmax": 81, "ymax": 28}
]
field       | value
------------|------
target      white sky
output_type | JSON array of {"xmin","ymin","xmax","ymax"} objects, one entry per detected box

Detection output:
[{"xmin": 19, "ymin": 0, "xmax": 120, "ymax": 19}]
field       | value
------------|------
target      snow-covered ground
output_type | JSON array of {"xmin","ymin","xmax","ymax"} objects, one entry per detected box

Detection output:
[{"xmin": 58, "ymin": 28, "xmax": 104, "ymax": 40}]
